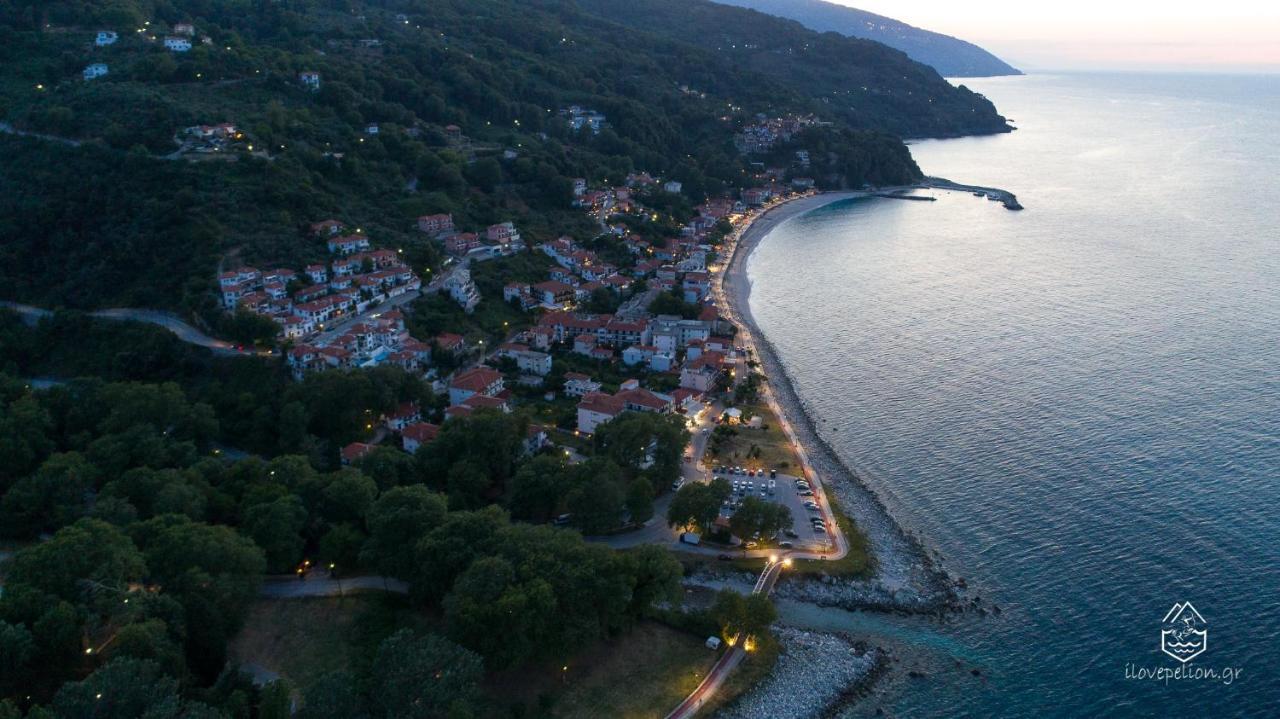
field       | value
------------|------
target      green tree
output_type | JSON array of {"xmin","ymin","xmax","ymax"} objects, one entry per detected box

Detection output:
[
  {"xmin": 446, "ymin": 460, "xmax": 490, "ymax": 511},
  {"xmin": 666, "ymin": 478, "xmax": 730, "ymax": 534},
  {"xmin": 619, "ymin": 545, "xmax": 682, "ymax": 616},
  {"xmin": 727, "ymin": 496, "xmax": 792, "ymax": 547},
  {"xmin": 103, "ymin": 619, "xmax": 184, "ymax": 675},
  {"xmin": 0, "ymin": 391, "xmax": 54, "ymax": 490},
  {"xmin": 443, "ymin": 557, "xmax": 556, "ymax": 668},
  {"xmin": 259, "ymin": 680, "xmax": 293, "ymax": 719},
  {"xmin": 318, "ymin": 523, "xmax": 366, "ymax": 575},
  {"xmin": 565, "ymin": 458, "xmax": 626, "ymax": 534},
  {"xmin": 0, "ymin": 621, "xmax": 34, "ymax": 696},
  {"xmin": 4, "ymin": 519, "xmax": 145, "ymax": 604},
  {"xmin": 299, "ymin": 671, "xmax": 368, "ymax": 719},
  {"xmin": 410, "ymin": 506, "xmax": 508, "ymax": 602},
  {"xmin": 0, "ymin": 452, "xmax": 100, "ymax": 536},
  {"xmin": 463, "ymin": 157, "xmax": 502, "ymax": 192},
  {"xmin": 625, "ymin": 477, "xmax": 655, "ymax": 525},
  {"xmin": 709, "ymin": 589, "xmax": 776, "ymax": 640},
  {"xmin": 277, "ymin": 402, "xmax": 311, "ymax": 454},
  {"xmin": 131, "ymin": 516, "xmax": 266, "ymax": 636},
  {"xmin": 51, "ymin": 657, "xmax": 185, "ymax": 719},
  {"xmin": 594, "ymin": 412, "xmax": 690, "ymax": 488},
  {"xmin": 354, "ymin": 446, "xmax": 419, "ymax": 491},
  {"xmin": 361, "ymin": 486, "xmax": 447, "ymax": 579},
  {"xmin": 243, "ymin": 495, "xmax": 308, "ymax": 573},
  {"xmin": 371, "ymin": 630, "xmax": 483, "ymax": 719},
  {"xmin": 507, "ymin": 454, "xmax": 574, "ymax": 523},
  {"xmin": 319, "ymin": 468, "xmax": 378, "ymax": 524}
]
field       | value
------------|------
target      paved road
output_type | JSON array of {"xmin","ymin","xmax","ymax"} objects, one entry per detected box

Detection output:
[
  {"xmin": 259, "ymin": 574, "xmax": 408, "ymax": 598},
  {"xmin": 712, "ymin": 197, "xmax": 851, "ymax": 564},
  {"xmin": 0, "ymin": 121, "xmax": 82, "ymax": 147},
  {"xmin": 2, "ymin": 301, "xmax": 257, "ymax": 357},
  {"xmin": 664, "ymin": 559, "xmax": 786, "ymax": 719}
]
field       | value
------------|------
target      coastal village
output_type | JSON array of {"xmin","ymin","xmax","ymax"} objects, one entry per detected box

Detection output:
[{"xmin": 215, "ymin": 157, "xmax": 822, "ymax": 475}]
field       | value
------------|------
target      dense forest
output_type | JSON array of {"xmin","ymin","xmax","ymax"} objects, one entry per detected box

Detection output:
[
  {"xmin": 0, "ymin": 308, "xmax": 701, "ymax": 716},
  {"xmin": 0, "ymin": 0, "xmax": 1005, "ymax": 315}
]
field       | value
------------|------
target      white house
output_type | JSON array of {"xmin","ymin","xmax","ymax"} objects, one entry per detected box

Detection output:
[
  {"xmin": 622, "ymin": 345, "xmax": 655, "ymax": 366},
  {"xmin": 497, "ymin": 344, "xmax": 552, "ymax": 377},
  {"xmin": 83, "ymin": 63, "xmax": 109, "ymax": 81},
  {"xmin": 164, "ymin": 36, "xmax": 192, "ymax": 52},
  {"xmin": 562, "ymin": 373, "xmax": 602, "ymax": 398},
  {"xmin": 444, "ymin": 269, "xmax": 480, "ymax": 314},
  {"xmin": 576, "ymin": 392, "xmax": 624, "ymax": 434},
  {"xmin": 299, "ymin": 71, "xmax": 322, "ymax": 91},
  {"xmin": 95, "ymin": 31, "xmax": 118, "ymax": 46},
  {"xmin": 663, "ymin": 180, "xmax": 683, "ymax": 194}
]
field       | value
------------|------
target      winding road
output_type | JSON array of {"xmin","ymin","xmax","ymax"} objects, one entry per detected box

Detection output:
[
  {"xmin": 664, "ymin": 559, "xmax": 787, "ymax": 719},
  {"xmin": 2, "ymin": 301, "xmax": 257, "ymax": 356}
]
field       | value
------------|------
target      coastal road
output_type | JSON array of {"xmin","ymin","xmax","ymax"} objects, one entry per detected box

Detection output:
[
  {"xmin": 664, "ymin": 559, "xmax": 787, "ymax": 719},
  {"xmin": 709, "ymin": 194, "xmax": 855, "ymax": 563}
]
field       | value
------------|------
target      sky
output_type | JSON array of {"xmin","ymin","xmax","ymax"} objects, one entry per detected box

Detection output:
[{"xmin": 827, "ymin": 0, "xmax": 1280, "ymax": 73}]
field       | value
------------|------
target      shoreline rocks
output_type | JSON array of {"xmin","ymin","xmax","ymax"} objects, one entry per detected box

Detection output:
[{"xmin": 714, "ymin": 627, "xmax": 880, "ymax": 719}]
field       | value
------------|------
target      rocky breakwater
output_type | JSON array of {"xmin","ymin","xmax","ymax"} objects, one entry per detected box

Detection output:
[
  {"xmin": 715, "ymin": 627, "xmax": 881, "ymax": 719},
  {"xmin": 922, "ymin": 176, "xmax": 1023, "ymax": 210}
]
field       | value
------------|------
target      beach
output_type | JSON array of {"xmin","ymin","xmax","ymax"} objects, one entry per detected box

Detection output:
[{"xmin": 717, "ymin": 191, "xmax": 960, "ymax": 613}]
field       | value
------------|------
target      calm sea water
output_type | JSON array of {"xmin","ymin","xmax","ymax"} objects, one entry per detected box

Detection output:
[{"xmin": 747, "ymin": 73, "xmax": 1280, "ymax": 716}]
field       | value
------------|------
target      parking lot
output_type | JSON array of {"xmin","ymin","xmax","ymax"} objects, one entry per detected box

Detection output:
[{"xmin": 711, "ymin": 465, "xmax": 834, "ymax": 552}]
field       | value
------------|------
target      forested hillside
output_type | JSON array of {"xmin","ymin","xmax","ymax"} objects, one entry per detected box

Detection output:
[
  {"xmin": 713, "ymin": 0, "xmax": 1022, "ymax": 77},
  {"xmin": 0, "ymin": 0, "xmax": 1007, "ymax": 315}
]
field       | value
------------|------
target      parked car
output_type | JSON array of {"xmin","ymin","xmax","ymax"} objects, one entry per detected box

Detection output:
[
  {"xmin": 814, "ymin": 525, "xmax": 827, "ymax": 534},
  {"xmin": 717, "ymin": 554, "xmax": 731, "ymax": 561},
  {"xmin": 779, "ymin": 541, "xmax": 794, "ymax": 549},
  {"xmin": 784, "ymin": 529, "xmax": 799, "ymax": 538}
]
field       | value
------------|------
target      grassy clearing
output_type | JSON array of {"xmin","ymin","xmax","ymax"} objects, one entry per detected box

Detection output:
[
  {"xmin": 227, "ymin": 595, "xmax": 434, "ymax": 691},
  {"xmin": 706, "ymin": 401, "xmax": 803, "ymax": 473},
  {"xmin": 672, "ymin": 550, "xmax": 769, "ymax": 575},
  {"xmin": 485, "ymin": 621, "xmax": 720, "ymax": 719}
]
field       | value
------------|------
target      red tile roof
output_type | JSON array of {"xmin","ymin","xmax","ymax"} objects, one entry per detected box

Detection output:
[
  {"xmin": 450, "ymin": 366, "xmax": 503, "ymax": 393},
  {"xmin": 402, "ymin": 422, "xmax": 440, "ymax": 444}
]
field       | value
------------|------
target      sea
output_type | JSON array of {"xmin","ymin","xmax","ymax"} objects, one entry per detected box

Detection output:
[{"xmin": 745, "ymin": 72, "xmax": 1280, "ymax": 717}]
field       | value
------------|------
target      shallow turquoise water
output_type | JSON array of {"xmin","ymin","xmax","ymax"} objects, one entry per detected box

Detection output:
[{"xmin": 748, "ymin": 73, "xmax": 1280, "ymax": 717}]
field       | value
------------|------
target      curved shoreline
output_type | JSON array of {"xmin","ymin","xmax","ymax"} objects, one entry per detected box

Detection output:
[{"xmin": 718, "ymin": 191, "xmax": 961, "ymax": 613}]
